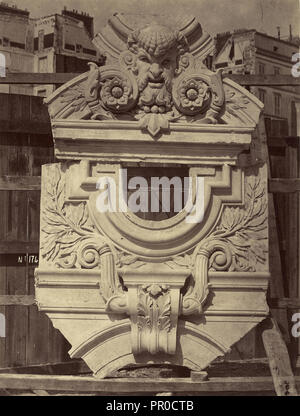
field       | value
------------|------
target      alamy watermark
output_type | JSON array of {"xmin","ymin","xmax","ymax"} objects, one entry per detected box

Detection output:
[
  {"xmin": 0, "ymin": 53, "xmax": 5, "ymax": 78},
  {"xmin": 95, "ymin": 169, "xmax": 205, "ymax": 224},
  {"xmin": 291, "ymin": 53, "xmax": 300, "ymax": 78},
  {"xmin": 0, "ymin": 314, "xmax": 5, "ymax": 338},
  {"xmin": 291, "ymin": 313, "xmax": 300, "ymax": 338}
]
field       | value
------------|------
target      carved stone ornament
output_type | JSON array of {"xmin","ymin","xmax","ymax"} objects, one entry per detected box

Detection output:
[{"xmin": 36, "ymin": 14, "xmax": 269, "ymax": 378}]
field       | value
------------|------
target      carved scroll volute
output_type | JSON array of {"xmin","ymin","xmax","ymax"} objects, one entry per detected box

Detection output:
[
  {"xmin": 181, "ymin": 248, "xmax": 210, "ymax": 316},
  {"xmin": 181, "ymin": 241, "xmax": 232, "ymax": 316},
  {"xmin": 99, "ymin": 245, "xmax": 128, "ymax": 314},
  {"xmin": 99, "ymin": 245, "xmax": 118, "ymax": 300},
  {"xmin": 119, "ymin": 265, "xmax": 189, "ymax": 355}
]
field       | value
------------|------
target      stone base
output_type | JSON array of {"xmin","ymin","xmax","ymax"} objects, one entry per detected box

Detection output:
[
  {"xmin": 36, "ymin": 268, "xmax": 269, "ymax": 378},
  {"xmin": 49, "ymin": 317, "xmax": 265, "ymax": 378}
]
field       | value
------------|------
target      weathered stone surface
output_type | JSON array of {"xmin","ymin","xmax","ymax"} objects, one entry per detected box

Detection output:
[{"xmin": 35, "ymin": 14, "xmax": 269, "ymax": 378}]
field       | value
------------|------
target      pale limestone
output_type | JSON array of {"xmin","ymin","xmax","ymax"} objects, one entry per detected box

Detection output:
[{"xmin": 35, "ymin": 14, "xmax": 269, "ymax": 378}]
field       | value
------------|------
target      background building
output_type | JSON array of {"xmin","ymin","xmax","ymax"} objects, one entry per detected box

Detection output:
[
  {"xmin": 33, "ymin": 7, "xmax": 104, "ymax": 97},
  {"xmin": 213, "ymin": 29, "xmax": 300, "ymax": 135},
  {"xmin": 0, "ymin": 2, "xmax": 34, "ymax": 95},
  {"xmin": 0, "ymin": 3, "xmax": 103, "ymax": 97}
]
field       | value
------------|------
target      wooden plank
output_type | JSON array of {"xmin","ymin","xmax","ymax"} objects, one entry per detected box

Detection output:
[
  {"xmin": 0, "ymin": 176, "xmax": 41, "ymax": 191},
  {"xmin": 47, "ymin": 319, "xmax": 71, "ymax": 365},
  {"xmin": 228, "ymin": 74, "xmax": 299, "ymax": 86},
  {"xmin": 26, "ymin": 193, "xmax": 50, "ymax": 365},
  {"xmin": 257, "ymin": 118, "xmax": 291, "ymax": 342},
  {"xmin": 0, "ymin": 374, "xmax": 295, "ymax": 393},
  {"xmin": 0, "ymin": 359, "xmax": 90, "ymax": 375},
  {"xmin": 0, "ymin": 136, "xmax": 9, "ymax": 368},
  {"xmin": 286, "ymin": 139, "xmax": 299, "ymax": 364},
  {"xmin": 261, "ymin": 317, "xmax": 298, "ymax": 396},
  {"xmin": 0, "ymin": 261, "xmax": 6, "ymax": 368},
  {"xmin": 0, "ymin": 296, "xmax": 35, "ymax": 306},
  {"xmin": 0, "ymin": 73, "xmax": 79, "ymax": 85},
  {"xmin": 0, "ymin": 96, "xmax": 54, "ymax": 369},
  {"xmin": 269, "ymin": 298, "xmax": 300, "ymax": 309},
  {"xmin": 0, "ymin": 120, "xmax": 51, "ymax": 135},
  {"xmin": 0, "ymin": 73, "xmax": 298, "ymax": 87},
  {"xmin": 3, "ymin": 137, "xmax": 30, "ymax": 368},
  {"xmin": 5, "ymin": 193, "xmax": 28, "ymax": 367},
  {"xmin": 0, "ymin": 241, "xmax": 39, "ymax": 254},
  {"xmin": 26, "ymin": 152, "xmax": 49, "ymax": 366},
  {"xmin": 27, "ymin": 266, "xmax": 50, "ymax": 365},
  {"xmin": 269, "ymin": 178, "xmax": 300, "ymax": 193},
  {"xmin": 0, "ymin": 358, "xmax": 272, "ymax": 377},
  {"xmin": 268, "ymin": 136, "xmax": 300, "ymax": 148},
  {"xmin": 296, "ymin": 101, "xmax": 300, "ymax": 367}
]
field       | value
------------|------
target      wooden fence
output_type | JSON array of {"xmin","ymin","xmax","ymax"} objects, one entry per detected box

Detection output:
[{"xmin": 0, "ymin": 93, "xmax": 70, "ymax": 368}]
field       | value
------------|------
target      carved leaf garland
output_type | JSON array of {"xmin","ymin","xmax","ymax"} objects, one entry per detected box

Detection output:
[
  {"xmin": 208, "ymin": 176, "xmax": 268, "ymax": 271},
  {"xmin": 167, "ymin": 175, "xmax": 267, "ymax": 274},
  {"xmin": 41, "ymin": 165, "xmax": 100, "ymax": 267}
]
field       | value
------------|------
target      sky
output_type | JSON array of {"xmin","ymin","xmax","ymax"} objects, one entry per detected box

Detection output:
[{"xmin": 11, "ymin": 0, "xmax": 300, "ymax": 39}]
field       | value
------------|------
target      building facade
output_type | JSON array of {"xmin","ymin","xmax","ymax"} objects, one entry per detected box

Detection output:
[
  {"xmin": 0, "ymin": 3, "xmax": 102, "ymax": 97},
  {"xmin": 213, "ymin": 29, "xmax": 300, "ymax": 135},
  {"xmin": 33, "ymin": 8, "xmax": 103, "ymax": 97},
  {"xmin": 0, "ymin": 2, "xmax": 34, "ymax": 95}
]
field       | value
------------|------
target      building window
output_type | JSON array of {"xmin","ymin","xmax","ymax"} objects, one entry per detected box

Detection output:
[
  {"xmin": 10, "ymin": 41, "xmax": 25, "ymax": 49},
  {"xmin": 83, "ymin": 47, "xmax": 97, "ymax": 56},
  {"xmin": 274, "ymin": 93, "xmax": 281, "ymax": 116},
  {"xmin": 215, "ymin": 62, "xmax": 228, "ymax": 69},
  {"xmin": 3, "ymin": 37, "xmax": 9, "ymax": 47},
  {"xmin": 76, "ymin": 44, "xmax": 82, "ymax": 53},
  {"xmin": 44, "ymin": 33, "xmax": 54, "ymax": 49},
  {"xmin": 274, "ymin": 67, "xmax": 280, "ymax": 75},
  {"xmin": 258, "ymin": 63, "xmax": 265, "ymax": 74},
  {"xmin": 34, "ymin": 38, "xmax": 38, "ymax": 51},
  {"xmin": 65, "ymin": 43, "xmax": 75, "ymax": 51},
  {"xmin": 258, "ymin": 89, "xmax": 266, "ymax": 104},
  {"xmin": 37, "ymin": 89, "xmax": 47, "ymax": 97}
]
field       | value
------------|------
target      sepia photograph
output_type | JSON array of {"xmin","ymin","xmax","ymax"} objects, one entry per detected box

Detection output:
[{"xmin": 0, "ymin": 0, "xmax": 299, "ymax": 401}]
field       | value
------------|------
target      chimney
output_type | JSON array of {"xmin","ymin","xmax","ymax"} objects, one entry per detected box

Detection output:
[
  {"xmin": 289, "ymin": 24, "xmax": 292, "ymax": 41},
  {"xmin": 277, "ymin": 26, "xmax": 280, "ymax": 39},
  {"xmin": 61, "ymin": 8, "xmax": 94, "ymax": 38}
]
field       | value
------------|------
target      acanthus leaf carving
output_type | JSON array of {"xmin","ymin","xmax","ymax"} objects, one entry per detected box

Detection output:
[
  {"xmin": 136, "ymin": 284, "xmax": 171, "ymax": 355},
  {"xmin": 137, "ymin": 284, "xmax": 171, "ymax": 333}
]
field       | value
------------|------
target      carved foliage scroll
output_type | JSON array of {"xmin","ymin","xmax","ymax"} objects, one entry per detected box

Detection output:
[{"xmin": 168, "ymin": 172, "xmax": 268, "ymax": 315}]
